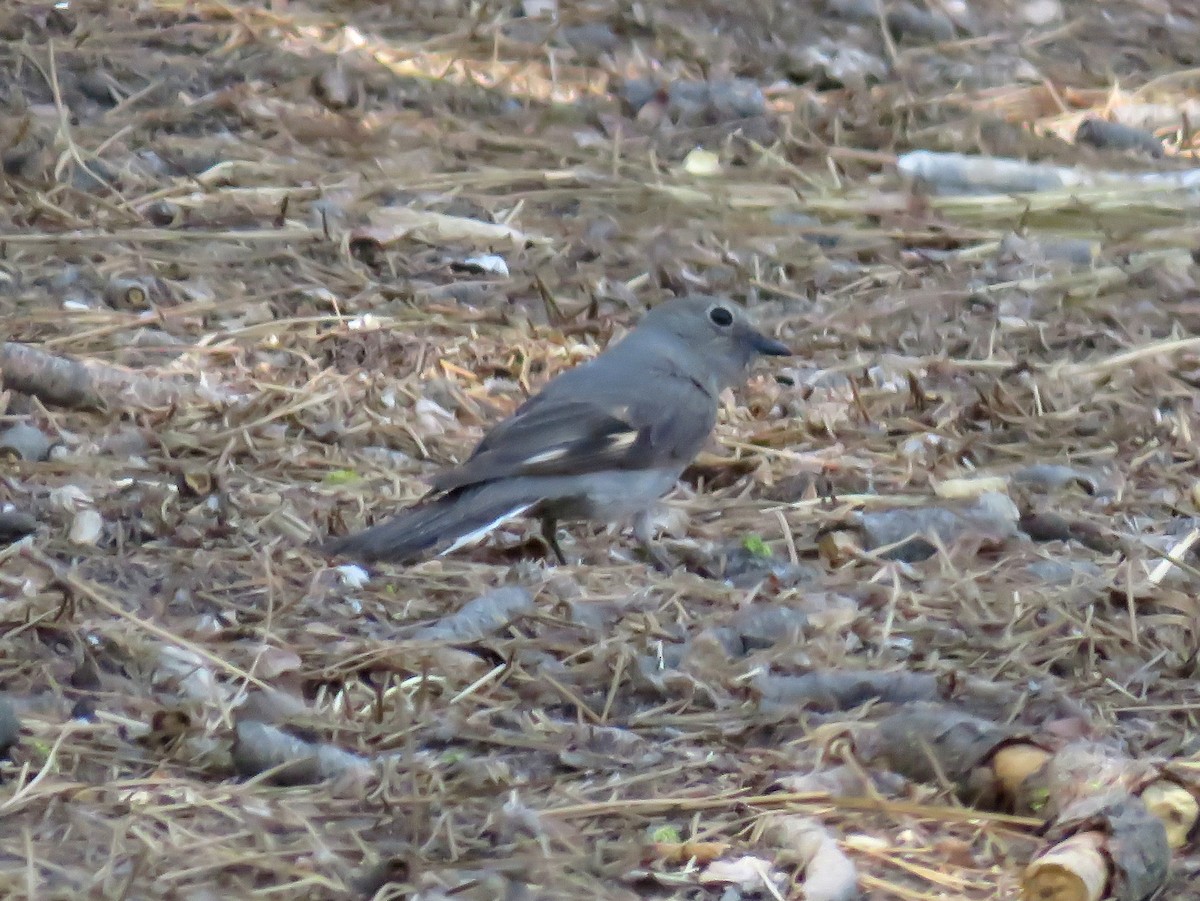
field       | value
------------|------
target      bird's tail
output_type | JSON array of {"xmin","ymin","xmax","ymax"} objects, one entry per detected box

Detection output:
[{"xmin": 319, "ymin": 483, "xmax": 538, "ymax": 563}]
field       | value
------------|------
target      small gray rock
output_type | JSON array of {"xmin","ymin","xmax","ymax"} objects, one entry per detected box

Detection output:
[
  {"xmin": 561, "ymin": 23, "xmax": 620, "ymax": 58},
  {"xmin": 1076, "ymin": 118, "xmax": 1164, "ymax": 158},
  {"xmin": 0, "ymin": 509, "xmax": 38, "ymax": 540},
  {"xmin": 707, "ymin": 78, "xmax": 766, "ymax": 120},
  {"xmin": 0, "ymin": 422, "xmax": 53, "ymax": 461},
  {"xmin": 662, "ymin": 78, "xmax": 767, "ymax": 125},
  {"xmin": 722, "ymin": 545, "xmax": 819, "ymax": 588},
  {"xmin": 0, "ymin": 695, "xmax": 20, "ymax": 755},
  {"xmin": 1026, "ymin": 559, "xmax": 1103, "ymax": 585},
  {"xmin": 886, "ymin": 2, "xmax": 956, "ymax": 41},
  {"xmin": 617, "ymin": 77, "xmax": 660, "ymax": 115}
]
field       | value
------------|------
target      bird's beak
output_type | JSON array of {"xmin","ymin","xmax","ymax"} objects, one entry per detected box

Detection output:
[{"xmin": 747, "ymin": 329, "xmax": 792, "ymax": 357}]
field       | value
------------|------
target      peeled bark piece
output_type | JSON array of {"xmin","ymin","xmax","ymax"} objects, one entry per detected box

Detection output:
[
  {"xmin": 1019, "ymin": 512, "xmax": 1118, "ymax": 554},
  {"xmin": 1022, "ymin": 829, "xmax": 1108, "ymax": 901},
  {"xmin": 69, "ymin": 508, "xmax": 104, "ymax": 545},
  {"xmin": 753, "ymin": 669, "xmax": 939, "ymax": 713},
  {"xmin": 1013, "ymin": 743, "xmax": 1157, "ymax": 820},
  {"xmin": 413, "ymin": 586, "xmax": 535, "ymax": 642},
  {"xmin": 1138, "ymin": 779, "xmax": 1199, "ymax": 849},
  {"xmin": 1014, "ymin": 743, "xmax": 1192, "ymax": 856},
  {"xmin": 856, "ymin": 492, "xmax": 1019, "ymax": 562},
  {"xmin": 558, "ymin": 722, "xmax": 665, "ymax": 770},
  {"xmin": 992, "ymin": 743, "xmax": 1054, "ymax": 799},
  {"xmin": 777, "ymin": 763, "xmax": 909, "ymax": 798},
  {"xmin": 699, "ymin": 855, "xmax": 782, "ymax": 891},
  {"xmin": 766, "ymin": 815, "xmax": 858, "ymax": 901},
  {"xmin": 1011, "ymin": 464, "xmax": 1102, "ymax": 494},
  {"xmin": 898, "ymin": 150, "xmax": 1200, "ymax": 197},
  {"xmin": 1038, "ymin": 793, "xmax": 1169, "ymax": 901},
  {"xmin": 870, "ymin": 705, "xmax": 1026, "ymax": 806},
  {"xmin": 995, "ymin": 234, "xmax": 1100, "ymax": 267},
  {"xmin": 231, "ymin": 720, "xmax": 372, "ymax": 786},
  {"xmin": 898, "ymin": 151, "xmax": 1073, "ymax": 194}
]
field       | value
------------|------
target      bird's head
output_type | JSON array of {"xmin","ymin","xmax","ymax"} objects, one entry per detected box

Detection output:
[{"xmin": 637, "ymin": 295, "xmax": 791, "ymax": 389}]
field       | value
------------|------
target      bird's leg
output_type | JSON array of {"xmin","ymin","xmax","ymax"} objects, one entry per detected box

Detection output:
[
  {"xmin": 539, "ymin": 514, "xmax": 567, "ymax": 565},
  {"xmin": 633, "ymin": 510, "xmax": 674, "ymax": 573}
]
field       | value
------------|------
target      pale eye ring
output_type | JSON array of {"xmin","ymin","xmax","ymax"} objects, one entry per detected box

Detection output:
[{"xmin": 708, "ymin": 306, "xmax": 734, "ymax": 327}]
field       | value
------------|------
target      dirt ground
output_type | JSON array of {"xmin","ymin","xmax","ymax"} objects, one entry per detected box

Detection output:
[{"xmin": 3, "ymin": 0, "xmax": 1200, "ymax": 898}]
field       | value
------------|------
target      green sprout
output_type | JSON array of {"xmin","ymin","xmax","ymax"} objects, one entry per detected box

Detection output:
[{"xmin": 742, "ymin": 534, "xmax": 771, "ymax": 558}]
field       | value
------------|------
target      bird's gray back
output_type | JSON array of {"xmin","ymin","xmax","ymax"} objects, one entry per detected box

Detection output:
[{"xmin": 429, "ymin": 331, "xmax": 718, "ymax": 493}]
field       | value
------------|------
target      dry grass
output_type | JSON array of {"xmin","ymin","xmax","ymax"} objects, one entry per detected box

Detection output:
[{"xmin": 2, "ymin": 0, "xmax": 1200, "ymax": 897}]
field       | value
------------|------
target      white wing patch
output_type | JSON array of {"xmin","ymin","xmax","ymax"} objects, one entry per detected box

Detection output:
[
  {"xmin": 439, "ymin": 502, "xmax": 536, "ymax": 556},
  {"xmin": 520, "ymin": 429, "xmax": 637, "ymax": 469},
  {"xmin": 605, "ymin": 431, "xmax": 637, "ymax": 452},
  {"xmin": 523, "ymin": 447, "xmax": 569, "ymax": 466}
]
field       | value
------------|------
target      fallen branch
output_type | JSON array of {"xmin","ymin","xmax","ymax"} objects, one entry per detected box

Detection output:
[
  {"xmin": 1, "ymin": 341, "xmax": 229, "ymax": 411},
  {"xmin": 897, "ymin": 150, "xmax": 1200, "ymax": 196},
  {"xmin": 864, "ymin": 706, "xmax": 1183, "ymax": 901}
]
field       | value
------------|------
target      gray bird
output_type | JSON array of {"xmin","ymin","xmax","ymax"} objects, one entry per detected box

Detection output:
[{"xmin": 321, "ymin": 295, "xmax": 790, "ymax": 565}]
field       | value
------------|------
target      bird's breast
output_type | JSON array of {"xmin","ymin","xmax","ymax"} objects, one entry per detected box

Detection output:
[{"xmin": 535, "ymin": 468, "xmax": 682, "ymax": 522}]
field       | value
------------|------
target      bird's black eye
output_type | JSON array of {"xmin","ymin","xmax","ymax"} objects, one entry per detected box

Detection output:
[{"xmin": 709, "ymin": 306, "xmax": 733, "ymax": 327}]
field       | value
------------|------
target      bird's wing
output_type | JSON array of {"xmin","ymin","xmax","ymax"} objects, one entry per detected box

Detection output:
[{"xmin": 429, "ymin": 367, "xmax": 716, "ymax": 493}]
